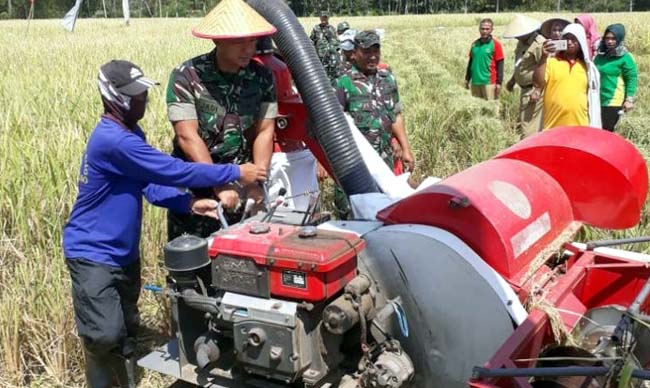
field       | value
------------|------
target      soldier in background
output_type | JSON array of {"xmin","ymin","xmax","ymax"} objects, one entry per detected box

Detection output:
[
  {"xmin": 332, "ymin": 30, "xmax": 414, "ymax": 218},
  {"xmin": 503, "ymin": 14, "xmax": 545, "ymax": 137},
  {"xmin": 337, "ymin": 21, "xmax": 350, "ymax": 35},
  {"xmin": 310, "ymin": 11, "xmax": 340, "ymax": 81},
  {"xmin": 338, "ymin": 28, "xmax": 358, "ymax": 71},
  {"xmin": 166, "ymin": 0, "xmax": 277, "ymax": 240},
  {"xmin": 336, "ymin": 28, "xmax": 405, "ymax": 175}
]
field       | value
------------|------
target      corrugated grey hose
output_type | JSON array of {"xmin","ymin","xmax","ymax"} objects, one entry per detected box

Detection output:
[{"xmin": 247, "ymin": 0, "xmax": 380, "ymax": 196}]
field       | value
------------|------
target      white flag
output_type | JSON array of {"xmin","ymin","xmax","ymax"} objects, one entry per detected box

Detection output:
[
  {"xmin": 61, "ymin": 0, "xmax": 84, "ymax": 32},
  {"xmin": 122, "ymin": 0, "xmax": 130, "ymax": 25}
]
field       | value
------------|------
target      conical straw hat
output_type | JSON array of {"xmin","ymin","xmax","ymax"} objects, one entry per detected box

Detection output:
[
  {"xmin": 502, "ymin": 14, "xmax": 541, "ymax": 39},
  {"xmin": 192, "ymin": 0, "xmax": 277, "ymax": 40},
  {"xmin": 540, "ymin": 18, "xmax": 571, "ymax": 39}
]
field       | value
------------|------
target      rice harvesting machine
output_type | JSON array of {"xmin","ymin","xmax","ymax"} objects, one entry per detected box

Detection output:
[{"xmin": 138, "ymin": 1, "xmax": 650, "ymax": 387}]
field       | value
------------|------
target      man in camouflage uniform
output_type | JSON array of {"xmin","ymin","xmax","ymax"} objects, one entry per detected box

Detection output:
[
  {"xmin": 337, "ymin": 21, "xmax": 350, "ymax": 35},
  {"xmin": 166, "ymin": 0, "xmax": 278, "ymax": 240},
  {"xmin": 338, "ymin": 28, "xmax": 357, "ymax": 73},
  {"xmin": 332, "ymin": 30, "xmax": 414, "ymax": 218},
  {"xmin": 310, "ymin": 11, "xmax": 340, "ymax": 81}
]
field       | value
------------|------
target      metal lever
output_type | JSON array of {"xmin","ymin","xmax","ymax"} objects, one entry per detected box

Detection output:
[
  {"xmin": 585, "ymin": 236, "xmax": 650, "ymax": 250},
  {"xmin": 216, "ymin": 202, "xmax": 229, "ymax": 229},
  {"xmin": 261, "ymin": 188, "xmax": 287, "ymax": 223},
  {"xmin": 240, "ymin": 198, "xmax": 256, "ymax": 223},
  {"xmin": 472, "ymin": 365, "xmax": 650, "ymax": 380}
]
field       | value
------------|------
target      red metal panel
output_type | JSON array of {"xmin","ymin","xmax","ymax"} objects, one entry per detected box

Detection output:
[
  {"xmin": 253, "ymin": 54, "xmax": 334, "ymax": 177},
  {"xmin": 470, "ymin": 250, "xmax": 650, "ymax": 387},
  {"xmin": 274, "ymin": 99, "xmax": 334, "ymax": 178},
  {"xmin": 377, "ymin": 159, "xmax": 573, "ymax": 280},
  {"xmin": 580, "ymin": 263, "xmax": 650, "ymax": 308},
  {"xmin": 268, "ymin": 258, "xmax": 357, "ymax": 303},
  {"xmin": 209, "ymin": 222, "xmax": 363, "ymax": 302},
  {"xmin": 496, "ymin": 126, "xmax": 648, "ymax": 229},
  {"xmin": 253, "ymin": 54, "xmax": 296, "ymax": 101}
]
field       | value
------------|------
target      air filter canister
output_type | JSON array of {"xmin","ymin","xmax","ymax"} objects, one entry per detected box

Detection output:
[{"xmin": 164, "ymin": 234, "xmax": 210, "ymax": 273}]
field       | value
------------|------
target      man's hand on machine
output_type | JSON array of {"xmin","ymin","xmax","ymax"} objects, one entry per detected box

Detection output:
[
  {"xmin": 244, "ymin": 183, "xmax": 266, "ymax": 216},
  {"xmin": 190, "ymin": 198, "xmax": 220, "ymax": 219},
  {"xmin": 215, "ymin": 187, "xmax": 241, "ymax": 210},
  {"xmin": 238, "ymin": 163, "xmax": 267, "ymax": 184},
  {"xmin": 213, "ymin": 183, "xmax": 265, "ymax": 213},
  {"xmin": 212, "ymin": 164, "xmax": 266, "ymax": 210}
]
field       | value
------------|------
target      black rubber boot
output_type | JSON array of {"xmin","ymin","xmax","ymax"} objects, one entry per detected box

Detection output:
[
  {"xmin": 113, "ymin": 355, "xmax": 137, "ymax": 388},
  {"xmin": 84, "ymin": 351, "xmax": 115, "ymax": 388}
]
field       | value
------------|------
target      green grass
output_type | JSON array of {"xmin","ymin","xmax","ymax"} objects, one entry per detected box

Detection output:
[{"xmin": 1, "ymin": 13, "xmax": 649, "ymax": 387}]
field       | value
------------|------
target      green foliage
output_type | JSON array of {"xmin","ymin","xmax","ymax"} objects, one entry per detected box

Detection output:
[{"xmin": 3, "ymin": 0, "xmax": 649, "ymax": 19}]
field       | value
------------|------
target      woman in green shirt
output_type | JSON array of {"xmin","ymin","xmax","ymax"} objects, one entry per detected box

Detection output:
[{"xmin": 594, "ymin": 23, "xmax": 638, "ymax": 131}]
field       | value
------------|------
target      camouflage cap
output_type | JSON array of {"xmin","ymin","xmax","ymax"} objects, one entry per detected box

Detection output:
[
  {"xmin": 354, "ymin": 30, "xmax": 380, "ymax": 49},
  {"xmin": 337, "ymin": 21, "xmax": 350, "ymax": 33}
]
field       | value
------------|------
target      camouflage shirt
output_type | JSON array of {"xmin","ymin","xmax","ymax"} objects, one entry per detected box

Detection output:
[
  {"xmin": 336, "ymin": 54, "xmax": 353, "ymax": 78},
  {"xmin": 334, "ymin": 65, "xmax": 402, "ymax": 166},
  {"xmin": 310, "ymin": 23, "xmax": 340, "ymax": 80},
  {"xmin": 167, "ymin": 49, "xmax": 278, "ymax": 164}
]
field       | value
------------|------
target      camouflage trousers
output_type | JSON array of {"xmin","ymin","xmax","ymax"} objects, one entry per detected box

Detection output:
[
  {"xmin": 333, "ymin": 186, "xmax": 351, "ymax": 221},
  {"xmin": 319, "ymin": 53, "xmax": 340, "ymax": 82},
  {"xmin": 324, "ymin": 63, "xmax": 340, "ymax": 82}
]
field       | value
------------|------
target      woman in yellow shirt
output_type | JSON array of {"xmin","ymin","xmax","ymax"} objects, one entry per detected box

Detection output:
[{"xmin": 533, "ymin": 23, "xmax": 601, "ymax": 129}]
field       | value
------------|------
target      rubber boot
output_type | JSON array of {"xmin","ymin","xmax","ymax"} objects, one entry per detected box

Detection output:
[
  {"xmin": 113, "ymin": 355, "xmax": 137, "ymax": 388},
  {"xmin": 84, "ymin": 351, "xmax": 115, "ymax": 388}
]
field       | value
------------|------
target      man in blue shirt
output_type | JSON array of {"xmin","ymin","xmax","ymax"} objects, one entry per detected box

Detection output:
[{"xmin": 62, "ymin": 60, "xmax": 266, "ymax": 388}]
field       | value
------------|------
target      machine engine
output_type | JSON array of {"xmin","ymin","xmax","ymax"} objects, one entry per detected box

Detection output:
[{"xmin": 161, "ymin": 221, "xmax": 414, "ymax": 388}]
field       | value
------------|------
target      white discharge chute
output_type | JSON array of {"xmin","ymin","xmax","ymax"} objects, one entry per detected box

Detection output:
[{"xmin": 62, "ymin": 0, "xmax": 131, "ymax": 31}]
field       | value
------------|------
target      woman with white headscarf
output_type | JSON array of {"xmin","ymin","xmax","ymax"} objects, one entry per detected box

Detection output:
[{"xmin": 533, "ymin": 23, "xmax": 601, "ymax": 129}]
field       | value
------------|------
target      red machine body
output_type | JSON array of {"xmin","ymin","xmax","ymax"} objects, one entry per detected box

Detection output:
[
  {"xmin": 377, "ymin": 158, "xmax": 575, "ymax": 283},
  {"xmin": 495, "ymin": 126, "xmax": 648, "ymax": 229},
  {"xmin": 256, "ymin": 52, "xmax": 650, "ymax": 386},
  {"xmin": 254, "ymin": 53, "xmax": 334, "ymax": 175},
  {"xmin": 209, "ymin": 221, "xmax": 365, "ymax": 302},
  {"xmin": 469, "ymin": 246, "xmax": 650, "ymax": 388},
  {"xmin": 376, "ymin": 126, "xmax": 650, "ymax": 387},
  {"xmin": 378, "ymin": 127, "xmax": 648, "ymax": 286}
]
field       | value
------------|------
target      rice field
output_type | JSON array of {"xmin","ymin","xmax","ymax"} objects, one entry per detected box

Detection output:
[{"xmin": 1, "ymin": 12, "xmax": 649, "ymax": 387}]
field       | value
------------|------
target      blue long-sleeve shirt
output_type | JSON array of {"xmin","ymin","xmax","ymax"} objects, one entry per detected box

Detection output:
[{"xmin": 63, "ymin": 116, "xmax": 240, "ymax": 266}]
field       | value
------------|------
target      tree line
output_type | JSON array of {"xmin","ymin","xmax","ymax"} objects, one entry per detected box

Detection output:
[{"xmin": 2, "ymin": 0, "xmax": 650, "ymax": 20}]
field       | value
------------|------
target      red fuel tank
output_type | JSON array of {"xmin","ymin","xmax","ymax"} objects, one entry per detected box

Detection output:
[
  {"xmin": 209, "ymin": 222, "xmax": 364, "ymax": 302},
  {"xmin": 377, "ymin": 159, "xmax": 574, "ymax": 281}
]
